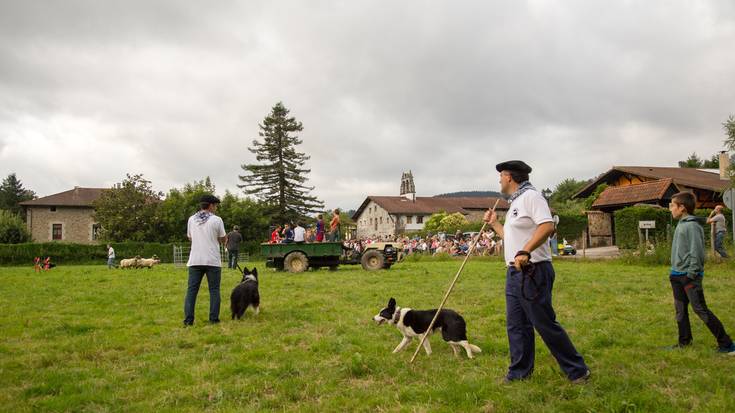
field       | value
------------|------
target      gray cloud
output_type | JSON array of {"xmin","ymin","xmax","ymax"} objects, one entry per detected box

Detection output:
[{"xmin": 1, "ymin": 1, "xmax": 734, "ymax": 209}]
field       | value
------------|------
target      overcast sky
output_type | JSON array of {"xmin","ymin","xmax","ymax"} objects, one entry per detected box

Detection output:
[{"xmin": 1, "ymin": 1, "xmax": 734, "ymax": 210}]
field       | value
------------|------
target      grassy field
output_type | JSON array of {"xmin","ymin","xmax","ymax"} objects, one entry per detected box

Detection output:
[{"xmin": 1, "ymin": 258, "xmax": 734, "ymax": 412}]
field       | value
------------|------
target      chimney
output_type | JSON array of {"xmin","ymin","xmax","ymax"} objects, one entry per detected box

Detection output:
[{"xmin": 719, "ymin": 151, "xmax": 730, "ymax": 180}]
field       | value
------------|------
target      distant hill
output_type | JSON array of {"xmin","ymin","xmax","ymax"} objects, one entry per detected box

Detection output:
[{"xmin": 434, "ymin": 190, "xmax": 504, "ymax": 198}]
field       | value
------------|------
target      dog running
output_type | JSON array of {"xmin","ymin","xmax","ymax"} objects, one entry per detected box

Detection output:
[
  {"xmin": 230, "ymin": 266, "xmax": 260, "ymax": 319},
  {"xmin": 373, "ymin": 297, "xmax": 481, "ymax": 358}
]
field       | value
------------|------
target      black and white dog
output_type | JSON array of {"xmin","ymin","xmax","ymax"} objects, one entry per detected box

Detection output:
[
  {"xmin": 373, "ymin": 297, "xmax": 481, "ymax": 358},
  {"xmin": 230, "ymin": 266, "xmax": 260, "ymax": 319}
]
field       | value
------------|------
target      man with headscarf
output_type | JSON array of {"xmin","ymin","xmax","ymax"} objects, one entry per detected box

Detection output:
[
  {"xmin": 484, "ymin": 160, "xmax": 590, "ymax": 384},
  {"xmin": 183, "ymin": 194, "xmax": 226, "ymax": 326}
]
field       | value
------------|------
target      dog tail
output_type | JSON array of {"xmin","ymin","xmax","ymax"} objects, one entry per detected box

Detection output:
[{"xmin": 469, "ymin": 344, "xmax": 482, "ymax": 353}]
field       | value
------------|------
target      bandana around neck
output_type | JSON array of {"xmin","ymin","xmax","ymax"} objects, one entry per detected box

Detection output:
[
  {"xmin": 508, "ymin": 181, "xmax": 536, "ymax": 203},
  {"xmin": 195, "ymin": 211, "xmax": 213, "ymax": 225}
]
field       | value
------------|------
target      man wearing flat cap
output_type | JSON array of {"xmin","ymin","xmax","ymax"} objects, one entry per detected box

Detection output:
[
  {"xmin": 184, "ymin": 194, "xmax": 227, "ymax": 326},
  {"xmin": 484, "ymin": 160, "xmax": 590, "ymax": 384}
]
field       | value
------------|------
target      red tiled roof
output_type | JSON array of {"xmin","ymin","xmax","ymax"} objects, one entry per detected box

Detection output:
[
  {"xmin": 19, "ymin": 187, "xmax": 107, "ymax": 207},
  {"xmin": 592, "ymin": 178, "xmax": 678, "ymax": 209},
  {"xmin": 575, "ymin": 166, "xmax": 729, "ymax": 198},
  {"xmin": 353, "ymin": 196, "xmax": 509, "ymax": 219}
]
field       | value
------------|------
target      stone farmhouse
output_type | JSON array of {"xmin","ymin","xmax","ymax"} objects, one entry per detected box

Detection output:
[
  {"xmin": 19, "ymin": 187, "xmax": 106, "ymax": 244},
  {"xmin": 352, "ymin": 171, "xmax": 509, "ymax": 239},
  {"xmin": 573, "ymin": 153, "xmax": 731, "ymax": 247}
]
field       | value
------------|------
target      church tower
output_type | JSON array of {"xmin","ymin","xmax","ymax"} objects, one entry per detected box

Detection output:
[{"xmin": 399, "ymin": 171, "xmax": 416, "ymax": 202}]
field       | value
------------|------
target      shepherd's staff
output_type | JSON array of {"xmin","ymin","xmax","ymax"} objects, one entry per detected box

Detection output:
[{"xmin": 409, "ymin": 198, "xmax": 501, "ymax": 363}]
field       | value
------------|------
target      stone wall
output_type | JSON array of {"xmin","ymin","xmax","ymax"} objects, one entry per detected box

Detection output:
[
  {"xmin": 26, "ymin": 206, "xmax": 99, "ymax": 244},
  {"xmin": 587, "ymin": 211, "xmax": 613, "ymax": 247},
  {"xmin": 355, "ymin": 201, "xmax": 398, "ymax": 239}
]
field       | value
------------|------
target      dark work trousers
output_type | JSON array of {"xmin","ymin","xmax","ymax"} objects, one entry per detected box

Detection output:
[
  {"xmin": 505, "ymin": 261, "xmax": 588, "ymax": 380},
  {"xmin": 184, "ymin": 265, "xmax": 221, "ymax": 324},
  {"xmin": 228, "ymin": 249, "xmax": 239, "ymax": 269},
  {"xmin": 670, "ymin": 276, "xmax": 732, "ymax": 348}
]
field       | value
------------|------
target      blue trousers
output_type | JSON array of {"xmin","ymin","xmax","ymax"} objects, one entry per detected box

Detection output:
[
  {"xmin": 714, "ymin": 231, "xmax": 729, "ymax": 258},
  {"xmin": 184, "ymin": 265, "xmax": 221, "ymax": 324},
  {"xmin": 228, "ymin": 249, "xmax": 239, "ymax": 269},
  {"xmin": 505, "ymin": 261, "xmax": 588, "ymax": 380}
]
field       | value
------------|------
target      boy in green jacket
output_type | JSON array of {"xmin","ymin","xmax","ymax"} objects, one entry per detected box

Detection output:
[{"xmin": 668, "ymin": 191, "xmax": 735, "ymax": 354}]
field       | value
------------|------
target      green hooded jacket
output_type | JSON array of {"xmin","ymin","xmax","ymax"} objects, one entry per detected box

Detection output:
[{"xmin": 670, "ymin": 215, "xmax": 705, "ymax": 279}]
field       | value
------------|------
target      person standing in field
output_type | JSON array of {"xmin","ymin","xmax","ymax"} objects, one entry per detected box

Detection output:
[
  {"xmin": 183, "ymin": 194, "xmax": 226, "ymax": 326},
  {"xmin": 706, "ymin": 205, "xmax": 729, "ymax": 258},
  {"xmin": 484, "ymin": 160, "xmax": 590, "ymax": 384},
  {"xmin": 668, "ymin": 192, "xmax": 735, "ymax": 354},
  {"xmin": 328, "ymin": 209, "xmax": 341, "ymax": 242},
  {"xmin": 225, "ymin": 225, "xmax": 243, "ymax": 269},
  {"xmin": 106, "ymin": 244, "xmax": 117, "ymax": 269}
]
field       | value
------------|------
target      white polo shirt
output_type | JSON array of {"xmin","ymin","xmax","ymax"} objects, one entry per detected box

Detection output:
[
  {"xmin": 503, "ymin": 189, "xmax": 553, "ymax": 265},
  {"xmin": 187, "ymin": 213, "xmax": 226, "ymax": 267}
]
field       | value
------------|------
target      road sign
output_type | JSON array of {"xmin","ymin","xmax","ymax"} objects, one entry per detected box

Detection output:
[
  {"xmin": 723, "ymin": 188, "xmax": 735, "ymax": 210},
  {"xmin": 639, "ymin": 221, "xmax": 656, "ymax": 229}
]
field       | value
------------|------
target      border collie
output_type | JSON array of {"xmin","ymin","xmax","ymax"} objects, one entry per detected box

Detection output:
[
  {"xmin": 230, "ymin": 266, "xmax": 260, "ymax": 319},
  {"xmin": 373, "ymin": 297, "xmax": 481, "ymax": 358}
]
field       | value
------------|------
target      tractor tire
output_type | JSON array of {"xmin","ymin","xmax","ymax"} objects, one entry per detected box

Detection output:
[
  {"xmin": 284, "ymin": 252, "xmax": 308, "ymax": 273},
  {"xmin": 361, "ymin": 250, "xmax": 385, "ymax": 271}
]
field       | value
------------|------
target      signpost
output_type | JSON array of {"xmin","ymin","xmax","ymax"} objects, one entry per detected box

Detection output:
[
  {"xmin": 639, "ymin": 220, "xmax": 655, "ymax": 244},
  {"xmin": 724, "ymin": 188, "xmax": 735, "ymax": 244}
]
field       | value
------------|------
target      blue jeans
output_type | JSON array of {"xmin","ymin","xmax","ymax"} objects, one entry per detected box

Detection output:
[
  {"xmin": 107, "ymin": 257, "xmax": 115, "ymax": 269},
  {"xmin": 714, "ymin": 231, "xmax": 729, "ymax": 258},
  {"xmin": 228, "ymin": 250, "xmax": 239, "ymax": 269},
  {"xmin": 184, "ymin": 266, "xmax": 221, "ymax": 324}
]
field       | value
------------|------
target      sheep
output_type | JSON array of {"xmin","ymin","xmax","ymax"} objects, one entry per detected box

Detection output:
[
  {"xmin": 138, "ymin": 255, "xmax": 161, "ymax": 268},
  {"xmin": 120, "ymin": 256, "xmax": 141, "ymax": 269}
]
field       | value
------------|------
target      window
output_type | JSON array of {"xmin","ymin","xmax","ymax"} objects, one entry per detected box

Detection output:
[
  {"xmin": 50, "ymin": 206, "xmax": 56, "ymax": 212},
  {"xmin": 406, "ymin": 216, "xmax": 413, "ymax": 224},
  {"xmin": 52, "ymin": 224, "xmax": 62, "ymax": 240},
  {"xmin": 92, "ymin": 224, "xmax": 101, "ymax": 241},
  {"xmin": 380, "ymin": 217, "xmax": 383, "ymax": 224},
  {"xmin": 417, "ymin": 215, "xmax": 424, "ymax": 224}
]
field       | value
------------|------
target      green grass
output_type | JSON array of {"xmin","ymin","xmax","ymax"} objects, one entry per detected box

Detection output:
[{"xmin": 1, "ymin": 259, "xmax": 734, "ymax": 412}]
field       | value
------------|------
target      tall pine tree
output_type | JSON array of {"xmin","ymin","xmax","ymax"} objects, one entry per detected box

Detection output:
[
  {"xmin": 0, "ymin": 173, "xmax": 36, "ymax": 216},
  {"xmin": 238, "ymin": 102, "xmax": 324, "ymax": 224}
]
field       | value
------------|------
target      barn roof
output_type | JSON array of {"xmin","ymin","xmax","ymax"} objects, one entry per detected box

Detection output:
[
  {"xmin": 352, "ymin": 196, "xmax": 509, "ymax": 220},
  {"xmin": 19, "ymin": 187, "xmax": 107, "ymax": 207}
]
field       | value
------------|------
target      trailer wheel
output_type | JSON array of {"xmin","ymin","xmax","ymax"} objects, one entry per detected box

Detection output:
[
  {"xmin": 284, "ymin": 252, "xmax": 308, "ymax": 273},
  {"xmin": 361, "ymin": 250, "xmax": 385, "ymax": 271}
]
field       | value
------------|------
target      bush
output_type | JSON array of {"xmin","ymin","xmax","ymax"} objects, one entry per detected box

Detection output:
[
  {"xmin": 614, "ymin": 206, "xmax": 672, "ymax": 249},
  {"xmin": 0, "ymin": 242, "xmax": 176, "ymax": 266},
  {"xmin": 0, "ymin": 210, "xmax": 30, "ymax": 244},
  {"xmin": 555, "ymin": 212, "xmax": 587, "ymax": 243}
]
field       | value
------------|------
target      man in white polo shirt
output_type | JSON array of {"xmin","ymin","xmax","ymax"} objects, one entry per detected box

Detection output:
[
  {"xmin": 183, "ymin": 194, "xmax": 226, "ymax": 326},
  {"xmin": 484, "ymin": 160, "xmax": 590, "ymax": 384}
]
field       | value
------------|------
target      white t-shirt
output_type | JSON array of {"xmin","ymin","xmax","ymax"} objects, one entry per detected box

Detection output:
[
  {"xmin": 187, "ymin": 213, "xmax": 226, "ymax": 267},
  {"xmin": 503, "ymin": 189, "xmax": 553, "ymax": 265},
  {"xmin": 293, "ymin": 225, "xmax": 306, "ymax": 242}
]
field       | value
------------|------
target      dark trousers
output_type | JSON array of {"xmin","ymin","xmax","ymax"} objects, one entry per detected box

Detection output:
[
  {"xmin": 505, "ymin": 262, "xmax": 588, "ymax": 380},
  {"xmin": 184, "ymin": 265, "xmax": 221, "ymax": 324},
  {"xmin": 228, "ymin": 249, "xmax": 239, "ymax": 269},
  {"xmin": 670, "ymin": 276, "xmax": 732, "ymax": 348}
]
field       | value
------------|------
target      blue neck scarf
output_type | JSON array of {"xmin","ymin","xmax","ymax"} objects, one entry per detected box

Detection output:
[
  {"xmin": 195, "ymin": 211, "xmax": 213, "ymax": 225},
  {"xmin": 508, "ymin": 181, "xmax": 536, "ymax": 203}
]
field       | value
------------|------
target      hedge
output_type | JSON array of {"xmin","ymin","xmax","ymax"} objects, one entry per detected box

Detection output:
[
  {"xmin": 555, "ymin": 212, "xmax": 587, "ymax": 243},
  {"xmin": 0, "ymin": 242, "xmax": 176, "ymax": 266},
  {"xmin": 614, "ymin": 206, "xmax": 673, "ymax": 249}
]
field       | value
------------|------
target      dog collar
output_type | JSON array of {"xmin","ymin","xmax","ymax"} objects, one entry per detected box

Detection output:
[{"xmin": 392, "ymin": 307, "xmax": 401, "ymax": 324}]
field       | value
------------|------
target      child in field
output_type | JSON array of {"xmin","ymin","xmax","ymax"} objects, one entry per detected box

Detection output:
[{"xmin": 668, "ymin": 192, "xmax": 735, "ymax": 354}]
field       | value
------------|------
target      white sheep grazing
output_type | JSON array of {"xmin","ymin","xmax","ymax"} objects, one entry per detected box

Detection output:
[
  {"xmin": 138, "ymin": 256, "xmax": 161, "ymax": 268},
  {"xmin": 119, "ymin": 256, "xmax": 141, "ymax": 269}
]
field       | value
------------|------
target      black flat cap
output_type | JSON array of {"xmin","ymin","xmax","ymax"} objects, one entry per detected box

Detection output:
[
  {"xmin": 200, "ymin": 194, "xmax": 221, "ymax": 204},
  {"xmin": 495, "ymin": 160, "xmax": 532, "ymax": 174}
]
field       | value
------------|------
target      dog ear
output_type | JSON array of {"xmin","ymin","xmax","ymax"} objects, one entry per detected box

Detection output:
[
  {"xmin": 251, "ymin": 267, "xmax": 258, "ymax": 277},
  {"xmin": 388, "ymin": 297, "xmax": 396, "ymax": 307}
]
